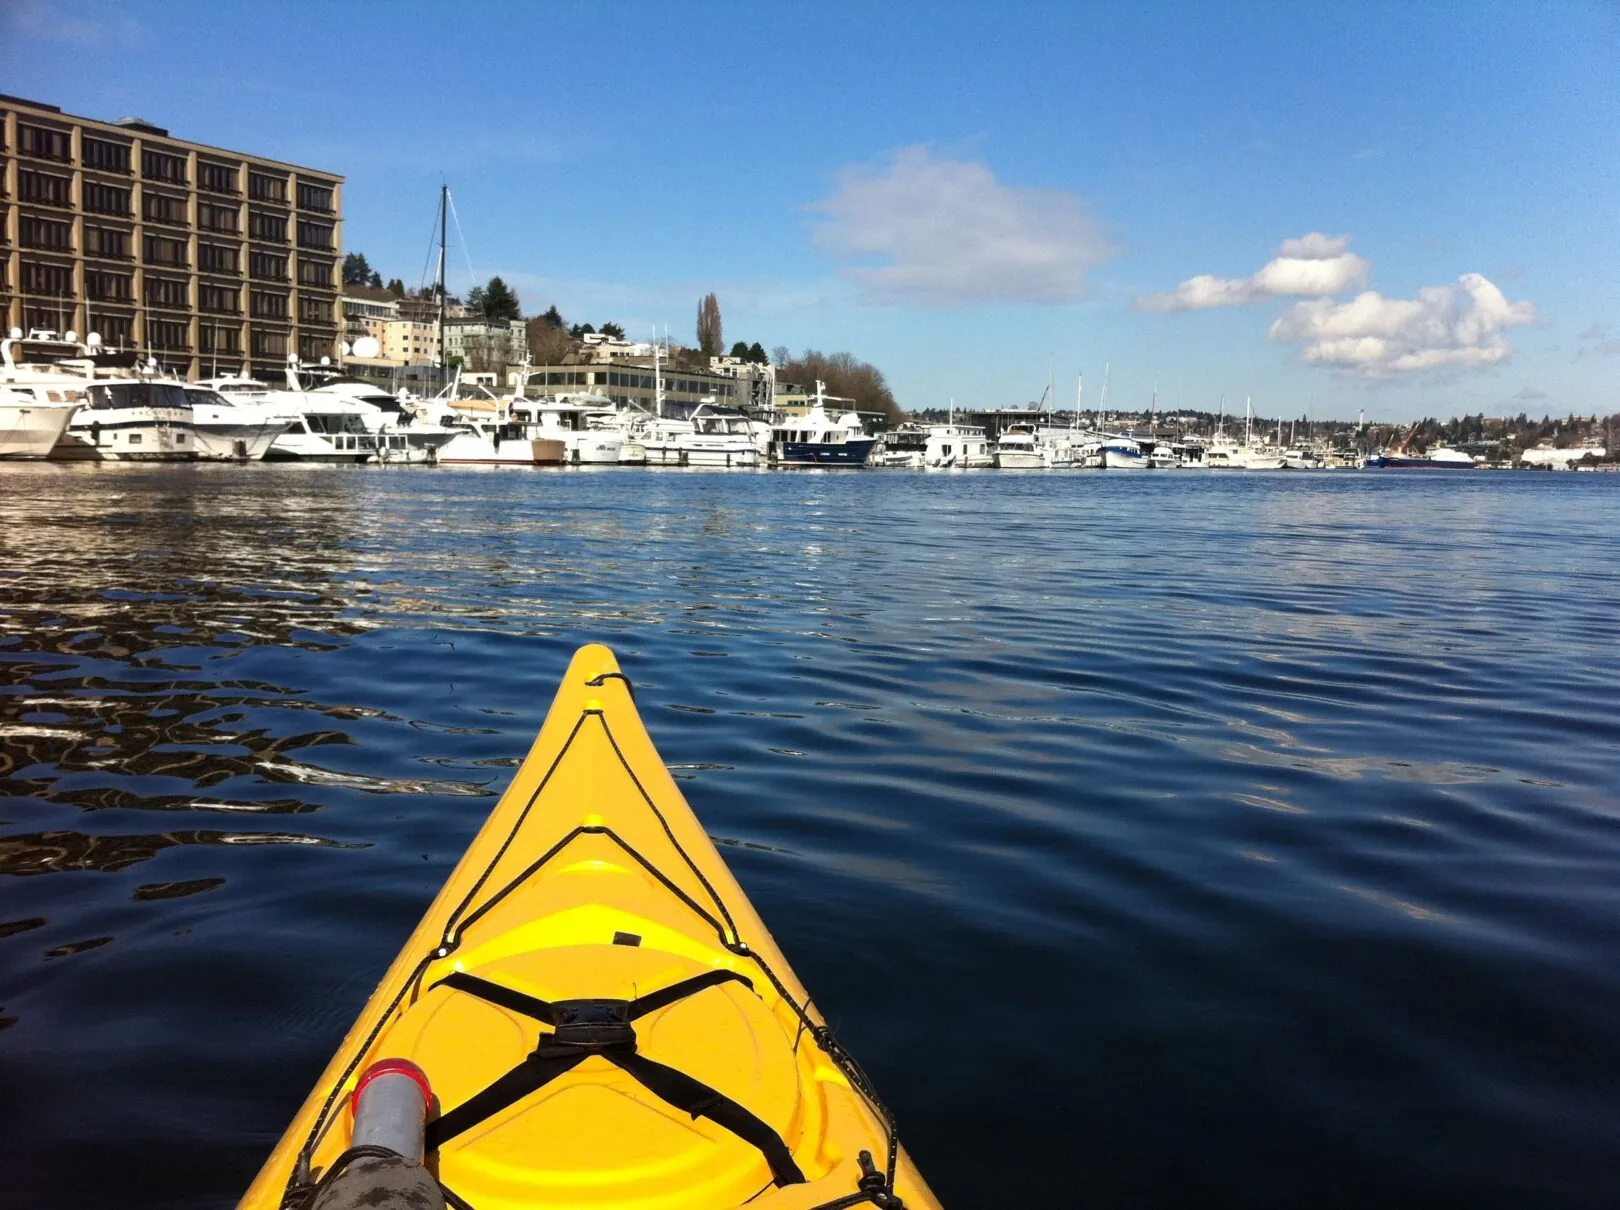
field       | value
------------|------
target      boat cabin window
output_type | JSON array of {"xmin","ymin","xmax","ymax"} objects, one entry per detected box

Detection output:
[{"xmin": 88, "ymin": 383, "xmax": 189, "ymax": 409}]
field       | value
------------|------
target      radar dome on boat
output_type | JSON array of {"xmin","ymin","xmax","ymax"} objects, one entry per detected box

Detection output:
[
  {"xmin": 64, "ymin": 329, "xmax": 77, "ymax": 342},
  {"xmin": 87, "ymin": 332, "xmax": 102, "ymax": 347},
  {"xmin": 320, "ymin": 356, "xmax": 331, "ymax": 366},
  {"xmin": 352, "ymin": 336, "xmax": 380, "ymax": 359},
  {"xmin": 7, "ymin": 328, "xmax": 20, "ymax": 340}
]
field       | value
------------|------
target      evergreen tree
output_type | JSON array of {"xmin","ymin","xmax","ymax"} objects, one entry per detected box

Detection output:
[
  {"xmin": 385, "ymin": 278, "xmax": 406, "ymax": 298},
  {"xmin": 729, "ymin": 341, "xmax": 751, "ymax": 359},
  {"xmin": 748, "ymin": 341, "xmax": 767, "ymax": 364},
  {"xmin": 539, "ymin": 304, "xmax": 564, "ymax": 329},
  {"xmin": 599, "ymin": 321, "xmax": 625, "ymax": 339},
  {"xmin": 342, "ymin": 252, "xmax": 375, "ymax": 286},
  {"xmin": 480, "ymin": 276, "xmax": 521, "ymax": 321}
]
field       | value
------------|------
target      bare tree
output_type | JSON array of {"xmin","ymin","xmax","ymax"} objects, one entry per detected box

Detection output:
[
  {"xmin": 696, "ymin": 293, "xmax": 723, "ymax": 356},
  {"xmin": 779, "ymin": 348, "xmax": 901, "ymax": 423}
]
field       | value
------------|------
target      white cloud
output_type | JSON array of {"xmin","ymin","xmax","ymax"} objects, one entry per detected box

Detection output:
[
  {"xmin": 6, "ymin": 0, "xmax": 144, "ymax": 47},
  {"xmin": 810, "ymin": 146, "xmax": 1116, "ymax": 306},
  {"xmin": 1135, "ymin": 232, "xmax": 1368, "ymax": 312},
  {"xmin": 1267, "ymin": 274, "xmax": 1536, "ymax": 379}
]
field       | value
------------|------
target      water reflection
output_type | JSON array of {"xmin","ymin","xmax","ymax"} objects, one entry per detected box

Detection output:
[{"xmin": 1, "ymin": 466, "xmax": 1619, "ymax": 1209}]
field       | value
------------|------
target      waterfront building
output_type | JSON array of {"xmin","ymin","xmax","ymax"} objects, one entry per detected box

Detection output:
[
  {"xmin": 2, "ymin": 95, "xmax": 343, "ymax": 381},
  {"xmin": 444, "ymin": 316, "xmax": 527, "ymax": 375}
]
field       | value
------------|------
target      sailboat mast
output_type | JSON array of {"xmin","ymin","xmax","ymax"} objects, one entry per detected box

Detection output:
[{"xmin": 436, "ymin": 184, "xmax": 448, "ymax": 378}]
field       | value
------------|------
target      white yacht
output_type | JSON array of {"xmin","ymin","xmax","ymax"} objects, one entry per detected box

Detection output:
[
  {"xmin": 288, "ymin": 364, "xmax": 457, "ymax": 464},
  {"xmin": 1206, "ymin": 398, "xmax": 1286, "ymax": 469},
  {"xmin": 994, "ymin": 425, "xmax": 1047, "ymax": 469},
  {"xmin": 512, "ymin": 394, "xmax": 625, "ymax": 465},
  {"xmin": 873, "ymin": 423, "xmax": 928, "ymax": 468},
  {"xmin": 435, "ymin": 414, "xmax": 567, "ymax": 466},
  {"xmin": 1101, "ymin": 436, "xmax": 1148, "ymax": 470},
  {"xmin": 0, "ymin": 330, "xmax": 89, "ymax": 458},
  {"xmin": 206, "ymin": 376, "xmax": 378, "ymax": 463},
  {"xmin": 1281, "ymin": 447, "xmax": 1325, "ymax": 470},
  {"xmin": 58, "ymin": 378, "xmax": 197, "ymax": 461},
  {"xmin": 183, "ymin": 385, "xmax": 294, "ymax": 461}
]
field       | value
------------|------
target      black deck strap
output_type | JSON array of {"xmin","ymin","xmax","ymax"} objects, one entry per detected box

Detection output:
[
  {"xmin": 626, "ymin": 969, "xmax": 754, "ymax": 1020},
  {"xmin": 426, "ymin": 1049, "xmax": 586, "ymax": 1149},
  {"xmin": 585, "ymin": 671, "xmax": 635, "ymax": 700},
  {"xmin": 606, "ymin": 1050, "xmax": 805, "ymax": 1187},
  {"xmin": 434, "ymin": 971, "xmax": 556, "ymax": 1024}
]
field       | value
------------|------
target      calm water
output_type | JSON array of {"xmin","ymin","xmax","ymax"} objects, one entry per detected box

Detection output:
[{"xmin": 2, "ymin": 464, "xmax": 1618, "ymax": 1208}]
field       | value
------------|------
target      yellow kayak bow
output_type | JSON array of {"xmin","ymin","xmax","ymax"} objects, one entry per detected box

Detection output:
[{"xmin": 241, "ymin": 643, "xmax": 940, "ymax": 1210}]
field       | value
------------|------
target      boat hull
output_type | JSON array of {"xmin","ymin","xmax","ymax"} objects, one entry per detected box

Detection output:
[
  {"xmin": 0, "ymin": 402, "xmax": 80, "ymax": 458},
  {"xmin": 774, "ymin": 437, "xmax": 876, "ymax": 466}
]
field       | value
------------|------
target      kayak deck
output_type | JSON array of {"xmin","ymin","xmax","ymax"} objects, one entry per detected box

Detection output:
[{"xmin": 241, "ymin": 644, "xmax": 938, "ymax": 1210}]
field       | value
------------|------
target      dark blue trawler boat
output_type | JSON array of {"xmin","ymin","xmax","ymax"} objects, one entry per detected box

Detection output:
[{"xmin": 771, "ymin": 380, "xmax": 877, "ymax": 466}]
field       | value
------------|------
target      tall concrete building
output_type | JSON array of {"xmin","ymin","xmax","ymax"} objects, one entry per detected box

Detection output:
[{"xmin": 2, "ymin": 95, "xmax": 342, "ymax": 381}]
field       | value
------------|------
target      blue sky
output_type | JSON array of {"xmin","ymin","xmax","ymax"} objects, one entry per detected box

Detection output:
[{"xmin": 6, "ymin": 0, "xmax": 1616, "ymax": 419}]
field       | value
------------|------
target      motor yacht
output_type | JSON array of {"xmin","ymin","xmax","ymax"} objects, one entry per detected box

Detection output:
[
  {"xmin": 204, "ymin": 376, "xmax": 376, "ymax": 463},
  {"xmin": 994, "ymin": 424, "xmax": 1047, "ymax": 469},
  {"xmin": 0, "ymin": 329, "xmax": 89, "ymax": 458},
  {"xmin": 183, "ymin": 385, "xmax": 294, "ymax": 461},
  {"xmin": 1101, "ymin": 436, "xmax": 1148, "ymax": 469},
  {"xmin": 771, "ymin": 381, "xmax": 876, "ymax": 466}
]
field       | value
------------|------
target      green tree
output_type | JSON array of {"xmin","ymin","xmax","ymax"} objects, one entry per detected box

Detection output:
[
  {"xmin": 696, "ymin": 293, "xmax": 723, "ymax": 356},
  {"xmin": 481, "ymin": 276, "xmax": 521, "ymax": 321},
  {"xmin": 569, "ymin": 323, "xmax": 596, "ymax": 339},
  {"xmin": 538, "ymin": 304, "xmax": 564, "ymax": 329},
  {"xmin": 748, "ymin": 341, "xmax": 767, "ymax": 364},
  {"xmin": 599, "ymin": 321, "xmax": 625, "ymax": 339},
  {"xmin": 385, "ymin": 278, "xmax": 406, "ymax": 298},
  {"xmin": 729, "ymin": 341, "xmax": 750, "ymax": 359},
  {"xmin": 342, "ymin": 252, "xmax": 375, "ymax": 286}
]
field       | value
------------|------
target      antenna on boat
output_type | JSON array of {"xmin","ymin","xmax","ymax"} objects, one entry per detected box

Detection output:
[{"xmin": 1073, "ymin": 373, "xmax": 1082, "ymax": 430}]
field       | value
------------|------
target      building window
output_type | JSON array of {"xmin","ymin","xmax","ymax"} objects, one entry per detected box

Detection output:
[
  {"xmin": 249, "ymin": 210, "xmax": 288, "ymax": 242},
  {"xmin": 199, "ymin": 161, "xmax": 239, "ymax": 194},
  {"xmin": 250, "ymin": 290, "xmax": 289, "ymax": 319},
  {"xmin": 146, "ymin": 317, "xmax": 190, "ymax": 349},
  {"xmin": 82, "ymin": 138, "xmax": 132, "ymax": 173},
  {"xmin": 298, "ymin": 333, "xmax": 334, "ymax": 362},
  {"xmin": 199, "ymin": 202, "xmax": 238, "ymax": 233},
  {"xmin": 143, "ymin": 191, "xmax": 189, "ymax": 226},
  {"xmin": 296, "ymin": 220, "xmax": 334, "ymax": 250},
  {"xmin": 95, "ymin": 313, "xmax": 134, "ymax": 346},
  {"xmin": 200, "ymin": 323, "xmax": 241, "ymax": 354},
  {"xmin": 18, "ymin": 170, "xmax": 72, "ymax": 206},
  {"xmin": 85, "ymin": 226, "xmax": 131, "ymax": 259},
  {"xmin": 21, "ymin": 260, "xmax": 74, "ymax": 298},
  {"xmin": 142, "ymin": 149, "xmax": 187, "ymax": 183},
  {"xmin": 299, "ymin": 296, "xmax": 332, "ymax": 323},
  {"xmin": 20, "ymin": 216, "xmax": 72, "ymax": 251},
  {"xmin": 200, "ymin": 283, "xmax": 239, "ymax": 314},
  {"xmin": 199, "ymin": 243, "xmax": 239, "ymax": 273},
  {"xmin": 19, "ymin": 124, "xmax": 71, "ymax": 161},
  {"xmin": 249, "ymin": 251, "xmax": 286, "ymax": 281},
  {"xmin": 86, "ymin": 270, "xmax": 134, "ymax": 302},
  {"xmin": 145, "ymin": 276, "xmax": 189, "ymax": 309},
  {"xmin": 251, "ymin": 328, "xmax": 289, "ymax": 357},
  {"xmin": 296, "ymin": 181, "xmax": 335, "ymax": 212},
  {"xmin": 143, "ymin": 234, "xmax": 189, "ymax": 266},
  {"xmin": 298, "ymin": 257, "xmax": 334, "ymax": 287},
  {"xmin": 249, "ymin": 172, "xmax": 288, "ymax": 202},
  {"xmin": 83, "ymin": 181, "xmax": 130, "ymax": 215}
]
